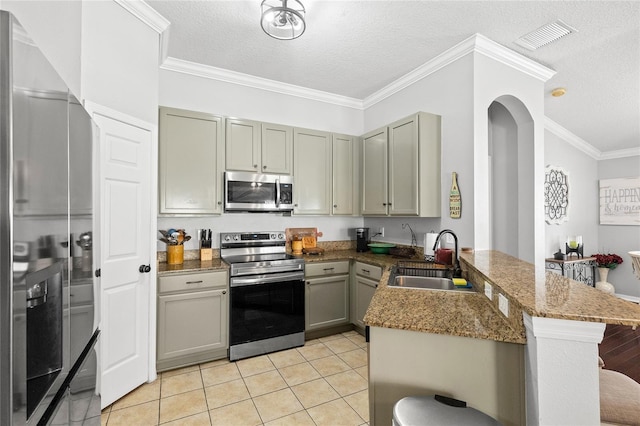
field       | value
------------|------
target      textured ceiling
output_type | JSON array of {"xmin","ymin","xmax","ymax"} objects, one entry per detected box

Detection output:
[{"xmin": 147, "ymin": 0, "xmax": 640, "ymax": 155}]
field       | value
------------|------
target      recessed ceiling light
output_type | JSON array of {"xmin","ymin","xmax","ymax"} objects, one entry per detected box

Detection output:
[
  {"xmin": 515, "ymin": 20, "xmax": 577, "ymax": 51},
  {"xmin": 551, "ymin": 88, "xmax": 567, "ymax": 97}
]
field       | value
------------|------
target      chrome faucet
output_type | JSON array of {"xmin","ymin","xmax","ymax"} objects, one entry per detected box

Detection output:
[{"xmin": 432, "ymin": 229, "xmax": 462, "ymax": 278}]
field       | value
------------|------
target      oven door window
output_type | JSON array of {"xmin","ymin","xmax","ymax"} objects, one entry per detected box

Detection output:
[
  {"xmin": 227, "ymin": 180, "xmax": 276, "ymax": 207},
  {"xmin": 230, "ymin": 280, "xmax": 304, "ymax": 345}
]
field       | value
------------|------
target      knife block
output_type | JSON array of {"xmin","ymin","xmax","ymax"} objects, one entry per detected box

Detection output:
[{"xmin": 200, "ymin": 248, "xmax": 213, "ymax": 261}]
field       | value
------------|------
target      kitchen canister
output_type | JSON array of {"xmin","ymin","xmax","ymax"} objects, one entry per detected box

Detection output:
[{"xmin": 167, "ymin": 245, "xmax": 184, "ymax": 265}]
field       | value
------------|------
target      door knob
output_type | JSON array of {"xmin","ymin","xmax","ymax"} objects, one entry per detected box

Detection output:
[
  {"xmin": 139, "ymin": 264, "xmax": 151, "ymax": 273},
  {"xmin": 95, "ymin": 269, "xmax": 101, "ymax": 278}
]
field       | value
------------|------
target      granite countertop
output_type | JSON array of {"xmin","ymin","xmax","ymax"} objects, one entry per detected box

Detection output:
[
  {"xmin": 461, "ymin": 250, "xmax": 640, "ymax": 332},
  {"xmin": 157, "ymin": 258, "xmax": 228, "ymax": 275},
  {"xmin": 363, "ymin": 267, "xmax": 526, "ymax": 344}
]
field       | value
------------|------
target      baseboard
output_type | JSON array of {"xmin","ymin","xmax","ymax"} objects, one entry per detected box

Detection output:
[{"xmin": 616, "ymin": 294, "xmax": 640, "ymax": 304}]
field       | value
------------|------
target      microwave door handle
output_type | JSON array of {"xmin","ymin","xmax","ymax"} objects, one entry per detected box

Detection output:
[{"xmin": 275, "ymin": 178, "xmax": 281, "ymax": 207}]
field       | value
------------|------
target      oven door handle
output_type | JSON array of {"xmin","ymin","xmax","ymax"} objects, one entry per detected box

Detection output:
[{"xmin": 230, "ymin": 271, "xmax": 304, "ymax": 287}]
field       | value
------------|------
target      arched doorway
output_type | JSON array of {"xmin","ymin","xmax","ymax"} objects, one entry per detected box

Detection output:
[{"xmin": 488, "ymin": 95, "xmax": 535, "ymax": 262}]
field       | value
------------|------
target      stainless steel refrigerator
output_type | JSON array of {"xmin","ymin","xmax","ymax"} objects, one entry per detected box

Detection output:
[{"xmin": 0, "ymin": 10, "xmax": 101, "ymax": 425}]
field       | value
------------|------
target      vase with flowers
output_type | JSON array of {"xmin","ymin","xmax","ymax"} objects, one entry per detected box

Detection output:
[{"xmin": 591, "ymin": 253, "xmax": 624, "ymax": 294}]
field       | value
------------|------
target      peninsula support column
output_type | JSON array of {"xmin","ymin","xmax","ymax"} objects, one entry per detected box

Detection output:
[{"xmin": 523, "ymin": 313, "xmax": 605, "ymax": 425}]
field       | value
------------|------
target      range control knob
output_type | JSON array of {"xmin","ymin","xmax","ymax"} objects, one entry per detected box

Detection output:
[
  {"xmin": 278, "ymin": 233, "xmax": 284, "ymax": 239},
  {"xmin": 224, "ymin": 235, "xmax": 231, "ymax": 242},
  {"xmin": 233, "ymin": 235, "xmax": 239, "ymax": 241},
  {"xmin": 270, "ymin": 233, "xmax": 276, "ymax": 240}
]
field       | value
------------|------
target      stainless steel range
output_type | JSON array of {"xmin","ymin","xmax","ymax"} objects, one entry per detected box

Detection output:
[{"xmin": 221, "ymin": 231, "xmax": 305, "ymax": 361}]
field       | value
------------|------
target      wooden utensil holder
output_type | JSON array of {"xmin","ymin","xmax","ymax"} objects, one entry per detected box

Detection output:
[{"xmin": 167, "ymin": 244, "xmax": 184, "ymax": 265}]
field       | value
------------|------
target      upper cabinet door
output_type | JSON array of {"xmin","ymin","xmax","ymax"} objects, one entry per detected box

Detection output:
[
  {"xmin": 388, "ymin": 115, "xmax": 419, "ymax": 216},
  {"xmin": 332, "ymin": 134, "xmax": 354, "ymax": 215},
  {"xmin": 293, "ymin": 128, "xmax": 332, "ymax": 215},
  {"xmin": 361, "ymin": 127, "xmax": 388, "ymax": 215},
  {"xmin": 261, "ymin": 123, "xmax": 293, "ymax": 175},
  {"xmin": 225, "ymin": 118, "xmax": 260, "ymax": 172},
  {"xmin": 159, "ymin": 107, "xmax": 224, "ymax": 215}
]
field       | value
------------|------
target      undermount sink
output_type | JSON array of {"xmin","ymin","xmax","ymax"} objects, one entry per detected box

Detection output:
[{"xmin": 389, "ymin": 276, "xmax": 474, "ymax": 292}]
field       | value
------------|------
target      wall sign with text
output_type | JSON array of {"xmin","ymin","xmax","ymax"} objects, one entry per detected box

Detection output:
[{"xmin": 599, "ymin": 177, "xmax": 640, "ymax": 225}]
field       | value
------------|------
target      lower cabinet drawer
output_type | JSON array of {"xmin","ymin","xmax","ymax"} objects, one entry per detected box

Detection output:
[
  {"xmin": 354, "ymin": 261, "xmax": 382, "ymax": 280},
  {"xmin": 158, "ymin": 270, "xmax": 228, "ymax": 294},
  {"xmin": 305, "ymin": 261, "xmax": 350, "ymax": 277}
]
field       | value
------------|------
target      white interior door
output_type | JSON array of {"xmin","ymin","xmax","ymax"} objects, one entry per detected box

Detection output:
[{"xmin": 90, "ymin": 107, "xmax": 152, "ymax": 407}]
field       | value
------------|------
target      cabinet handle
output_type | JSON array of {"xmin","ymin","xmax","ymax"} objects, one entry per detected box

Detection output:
[
  {"xmin": 383, "ymin": 203, "xmax": 387, "ymax": 206},
  {"xmin": 222, "ymin": 290, "xmax": 227, "ymax": 295},
  {"xmin": 362, "ymin": 269, "xmax": 370, "ymax": 274},
  {"xmin": 263, "ymin": 165, "xmax": 267, "ymax": 169},
  {"xmin": 323, "ymin": 268, "xmax": 335, "ymax": 272},
  {"xmin": 218, "ymin": 201, "xmax": 222, "ymax": 205},
  {"xmin": 185, "ymin": 280, "xmax": 203, "ymax": 284},
  {"xmin": 294, "ymin": 204, "xmax": 298, "ymax": 207},
  {"xmin": 333, "ymin": 204, "xmax": 337, "ymax": 208},
  {"xmin": 388, "ymin": 202, "xmax": 392, "ymax": 206},
  {"xmin": 306, "ymin": 281, "xmax": 310, "ymax": 285},
  {"xmin": 253, "ymin": 164, "xmax": 258, "ymax": 168}
]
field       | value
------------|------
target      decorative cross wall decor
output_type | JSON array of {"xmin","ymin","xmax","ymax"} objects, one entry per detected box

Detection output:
[{"xmin": 545, "ymin": 165, "xmax": 569, "ymax": 224}]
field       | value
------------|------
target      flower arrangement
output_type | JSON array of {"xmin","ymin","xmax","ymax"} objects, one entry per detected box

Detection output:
[{"xmin": 592, "ymin": 253, "xmax": 624, "ymax": 269}]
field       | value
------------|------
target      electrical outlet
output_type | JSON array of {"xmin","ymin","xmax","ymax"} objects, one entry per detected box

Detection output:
[
  {"xmin": 379, "ymin": 227, "xmax": 385, "ymax": 237},
  {"xmin": 484, "ymin": 281, "xmax": 492, "ymax": 300},
  {"xmin": 499, "ymin": 293, "xmax": 509, "ymax": 317}
]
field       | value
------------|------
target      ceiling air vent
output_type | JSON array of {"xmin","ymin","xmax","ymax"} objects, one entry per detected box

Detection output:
[{"xmin": 514, "ymin": 19, "xmax": 577, "ymax": 50}]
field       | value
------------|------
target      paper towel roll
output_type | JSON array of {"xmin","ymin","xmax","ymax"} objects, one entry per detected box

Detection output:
[{"xmin": 424, "ymin": 232, "xmax": 438, "ymax": 256}]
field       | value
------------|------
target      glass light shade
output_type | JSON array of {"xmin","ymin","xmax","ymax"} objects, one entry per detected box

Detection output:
[
  {"xmin": 261, "ymin": 0, "xmax": 306, "ymax": 40},
  {"xmin": 567, "ymin": 235, "xmax": 582, "ymax": 249}
]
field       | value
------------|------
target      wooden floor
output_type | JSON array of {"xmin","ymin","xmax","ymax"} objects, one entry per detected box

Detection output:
[{"xmin": 599, "ymin": 323, "xmax": 640, "ymax": 383}]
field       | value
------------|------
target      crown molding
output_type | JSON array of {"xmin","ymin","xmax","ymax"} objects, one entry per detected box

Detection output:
[
  {"xmin": 115, "ymin": 0, "xmax": 171, "ymax": 64},
  {"xmin": 545, "ymin": 117, "xmax": 601, "ymax": 159},
  {"xmin": 363, "ymin": 34, "xmax": 556, "ymax": 109},
  {"xmin": 160, "ymin": 57, "xmax": 364, "ymax": 109},
  {"xmin": 473, "ymin": 33, "xmax": 556, "ymax": 82},
  {"xmin": 599, "ymin": 147, "xmax": 640, "ymax": 160}
]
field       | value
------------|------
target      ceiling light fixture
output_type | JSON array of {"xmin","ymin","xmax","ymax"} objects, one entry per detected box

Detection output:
[{"xmin": 261, "ymin": 0, "xmax": 306, "ymax": 40}]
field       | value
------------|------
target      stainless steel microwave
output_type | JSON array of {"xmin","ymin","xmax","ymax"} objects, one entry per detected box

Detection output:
[{"xmin": 224, "ymin": 171, "xmax": 294, "ymax": 212}]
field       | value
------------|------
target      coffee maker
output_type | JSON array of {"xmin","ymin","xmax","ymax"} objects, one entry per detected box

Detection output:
[{"xmin": 355, "ymin": 228, "xmax": 369, "ymax": 252}]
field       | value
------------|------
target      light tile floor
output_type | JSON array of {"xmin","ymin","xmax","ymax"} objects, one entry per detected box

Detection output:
[{"xmin": 101, "ymin": 331, "xmax": 369, "ymax": 426}]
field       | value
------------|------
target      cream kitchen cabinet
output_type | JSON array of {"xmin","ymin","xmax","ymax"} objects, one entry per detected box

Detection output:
[
  {"xmin": 332, "ymin": 133, "xmax": 359, "ymax": 216},
  {"xmin": 159, "ymin": 107, "xmax": 224, "ymax": 215},
  {"xmin": 305, "ymin": 261, "xmax": 350, "ymax": 332},
  {"xmin": 293, "ymin": 128, "xmax": 332, "ymax": 215},
  {"xmin": 361, "ymin": 112, "xmax": 441, "ymax": 217},
  {"xmin": 225, "ymin": 118, "xmax": 293, "ymax": 175},
  {"xmin": 156, "ymin": 270, "xmax": 228, "ymax": 372},
  {"xmin": 352, "ymin": 261, "xmax": 382, "ymax": 330}
]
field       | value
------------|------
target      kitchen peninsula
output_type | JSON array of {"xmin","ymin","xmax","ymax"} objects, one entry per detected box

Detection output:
[{"xmin": 365, "ymin": 250, "xmax": 640, "ymax": 426}]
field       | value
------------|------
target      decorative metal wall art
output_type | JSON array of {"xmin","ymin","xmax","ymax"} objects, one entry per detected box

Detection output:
[{"xmin": 544, "ymin": 165, "xmax": 569, "ymax": 224}]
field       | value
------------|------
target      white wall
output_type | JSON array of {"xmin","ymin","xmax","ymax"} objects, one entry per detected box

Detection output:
[
  {"xmin": 2, "ymin": 0, "xmax": 82, "ymax": 97},
  {"xmin": 598, "ymin": 155, "xmax": 640, "ymax": 297},
  {"xmin": 544, "ymin": 131, "xmax": 599, "ymax": 260},
  {"xmin": 81, "ymin": 1, "xmax": 159, "ymax": 124}
]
